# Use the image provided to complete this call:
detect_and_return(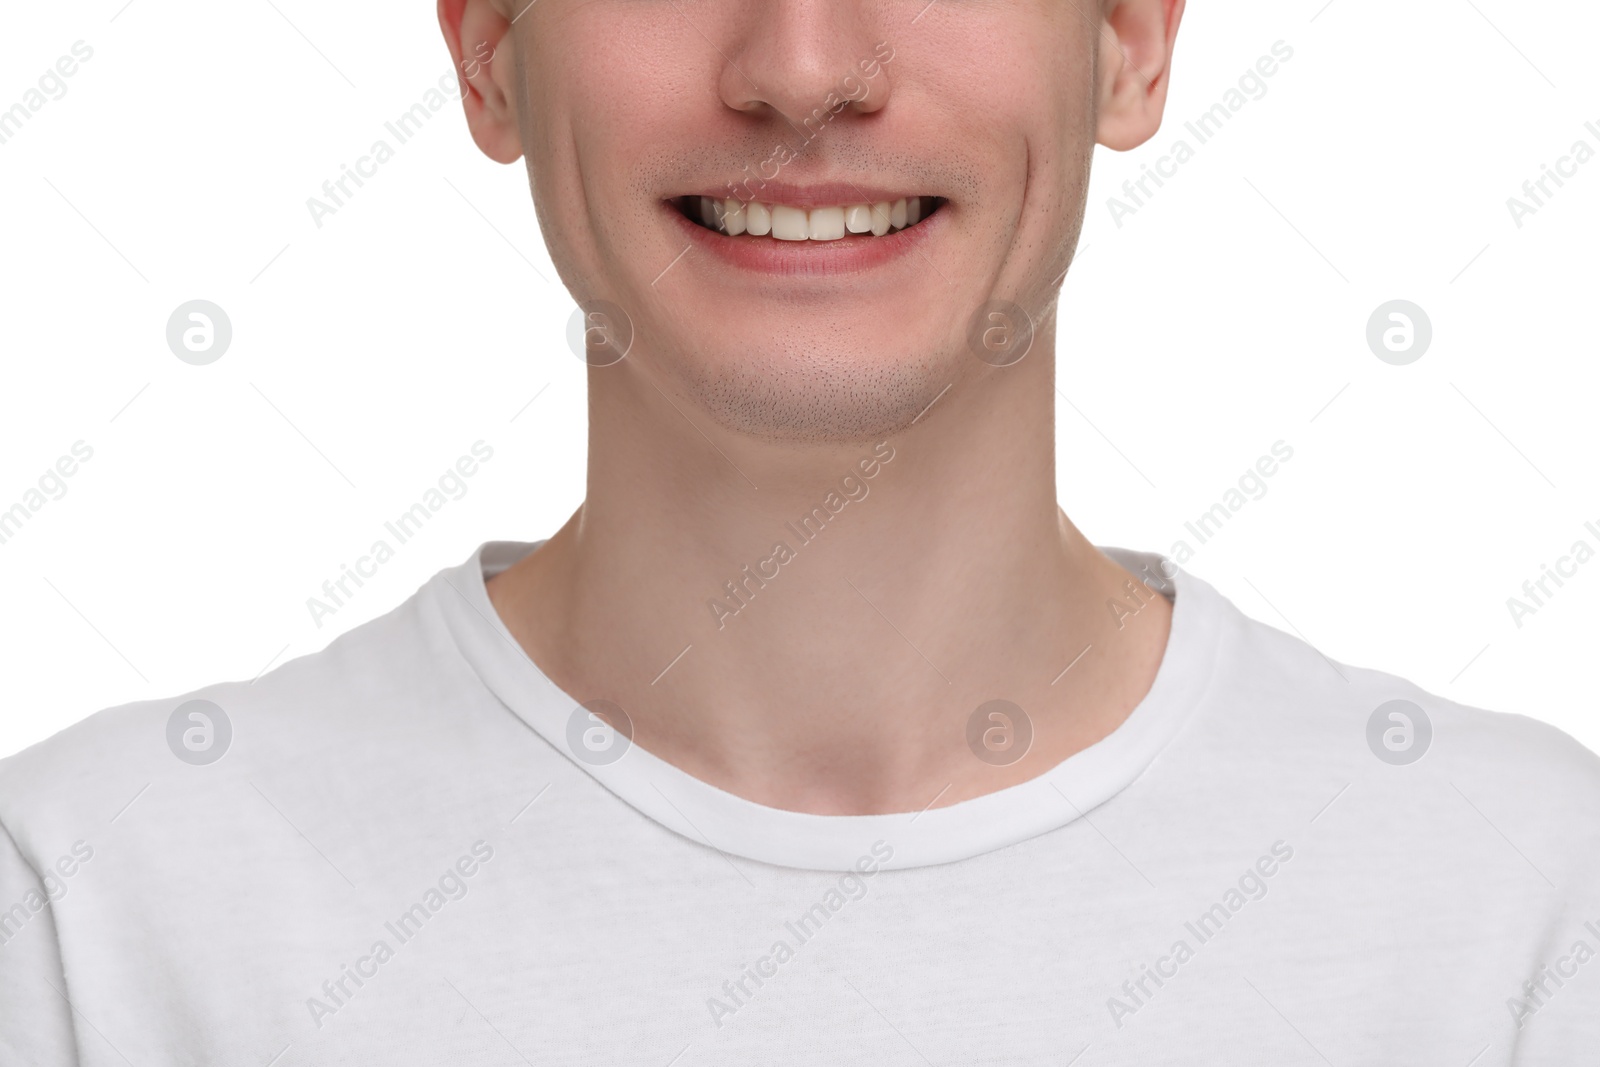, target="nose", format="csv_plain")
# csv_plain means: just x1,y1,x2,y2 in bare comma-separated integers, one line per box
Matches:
717,0,892,125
